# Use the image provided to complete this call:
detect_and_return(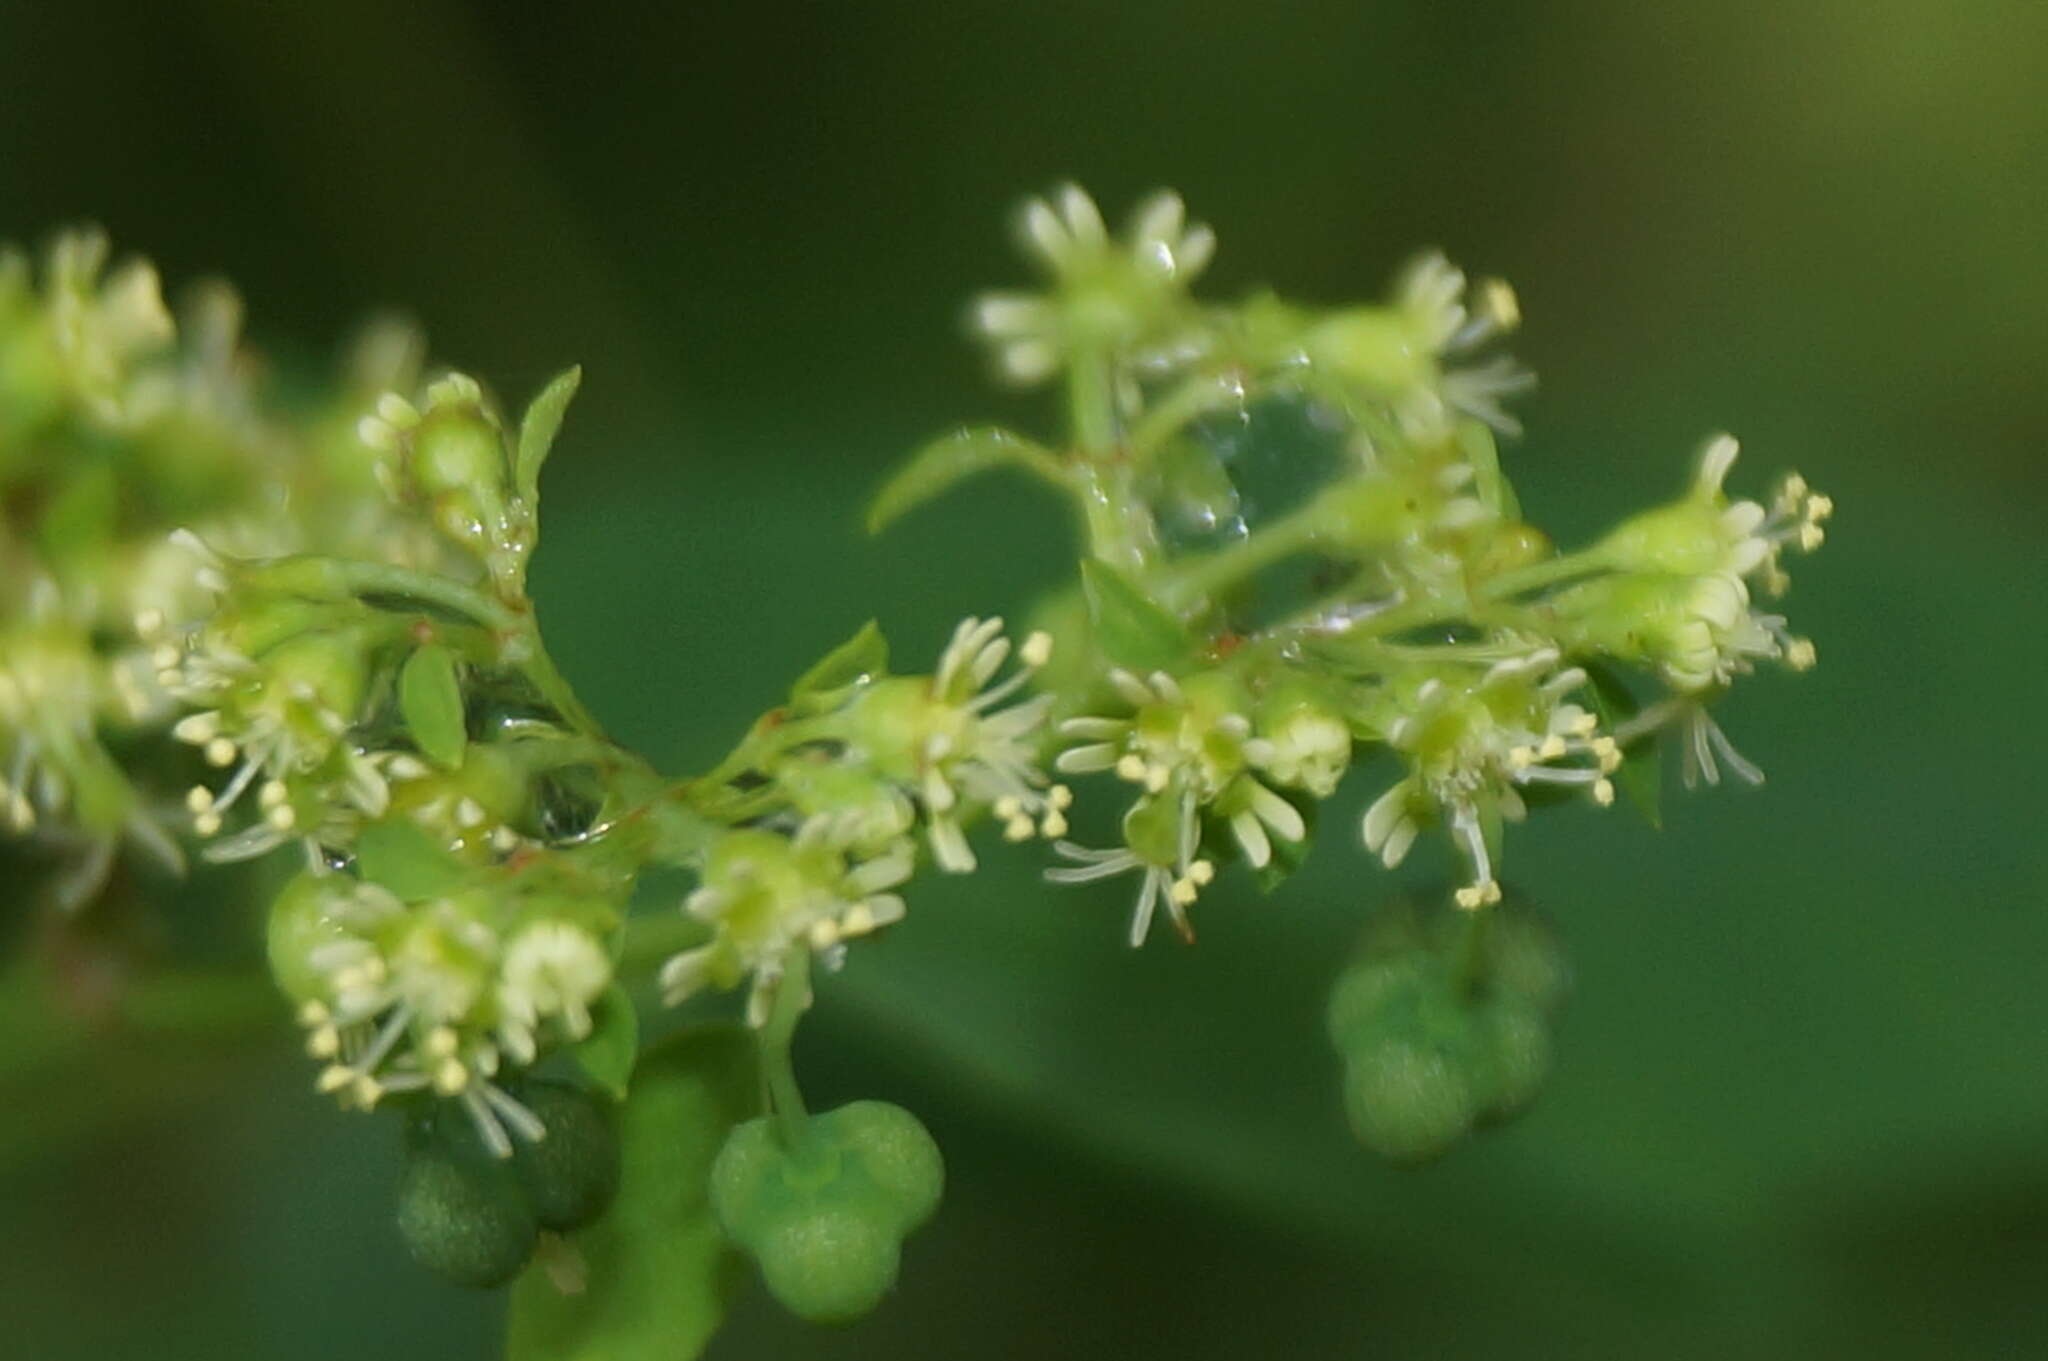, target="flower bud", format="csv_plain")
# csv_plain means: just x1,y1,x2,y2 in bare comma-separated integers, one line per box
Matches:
265,872,351,1006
